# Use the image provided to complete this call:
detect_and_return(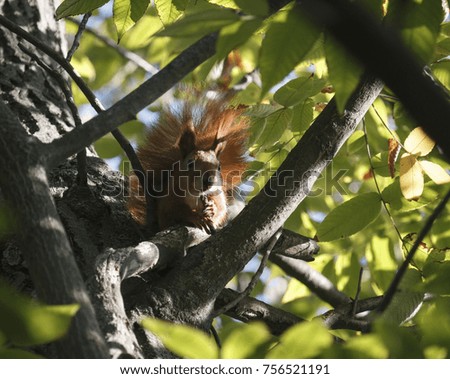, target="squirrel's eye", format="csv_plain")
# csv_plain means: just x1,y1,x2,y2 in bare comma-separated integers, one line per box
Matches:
187,159,195,170
217,164,221,172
